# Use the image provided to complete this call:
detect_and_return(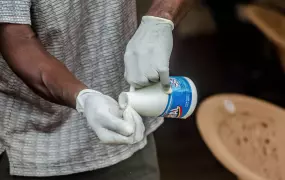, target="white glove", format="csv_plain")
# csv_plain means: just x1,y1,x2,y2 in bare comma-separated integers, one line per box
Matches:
76,89,145,144
124,16,174,91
